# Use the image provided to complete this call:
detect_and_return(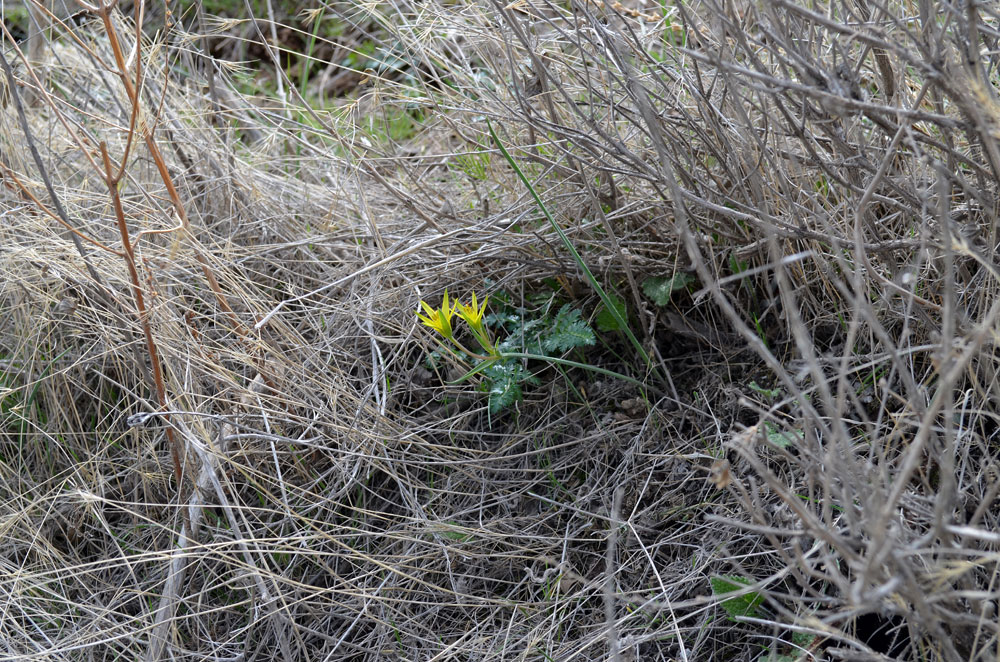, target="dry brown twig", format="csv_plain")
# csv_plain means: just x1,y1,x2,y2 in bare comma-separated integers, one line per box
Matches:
1,0,999,659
